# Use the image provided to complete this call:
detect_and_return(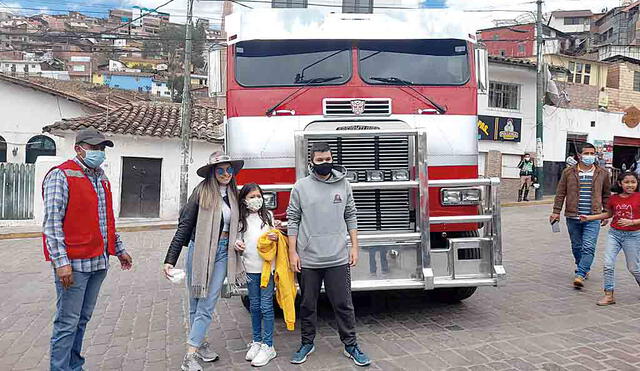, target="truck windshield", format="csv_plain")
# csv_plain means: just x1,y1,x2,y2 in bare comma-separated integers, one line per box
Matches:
358,39,470,86
235,40,352,87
